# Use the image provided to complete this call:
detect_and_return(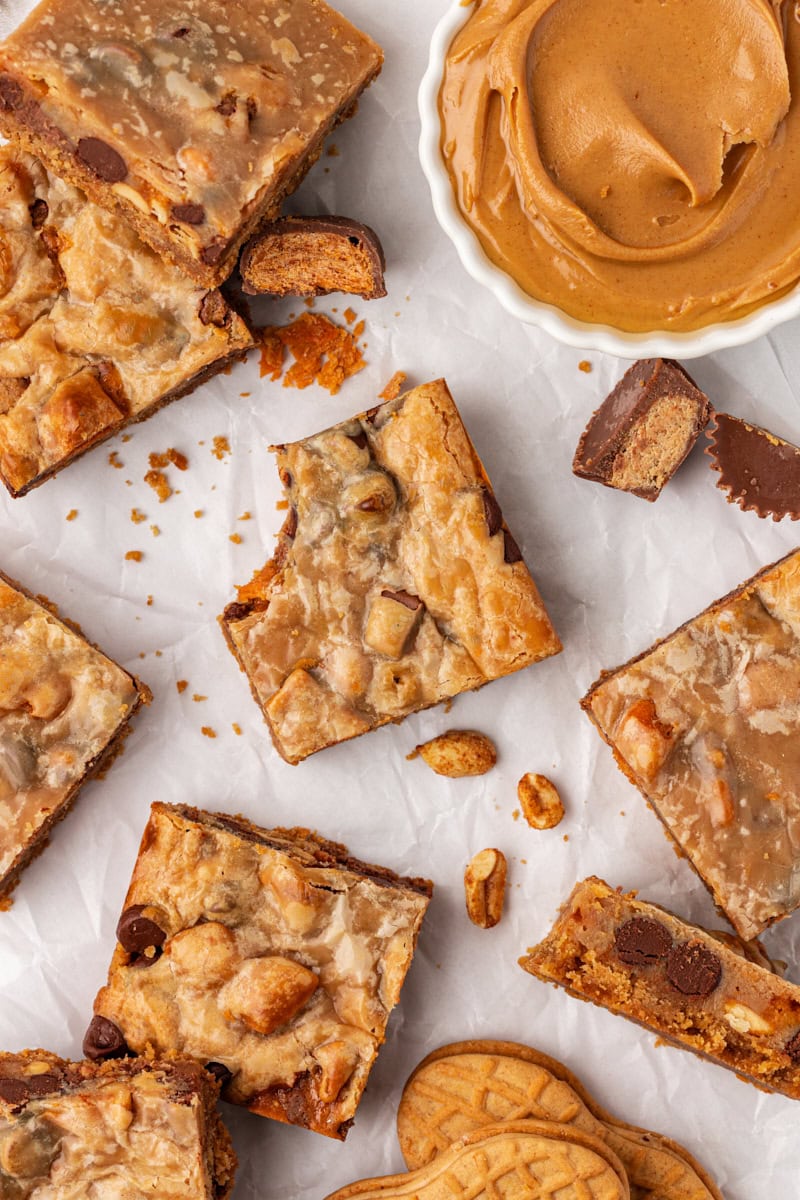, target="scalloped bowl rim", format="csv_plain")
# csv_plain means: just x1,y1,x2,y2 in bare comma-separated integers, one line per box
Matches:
418,0,800,360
